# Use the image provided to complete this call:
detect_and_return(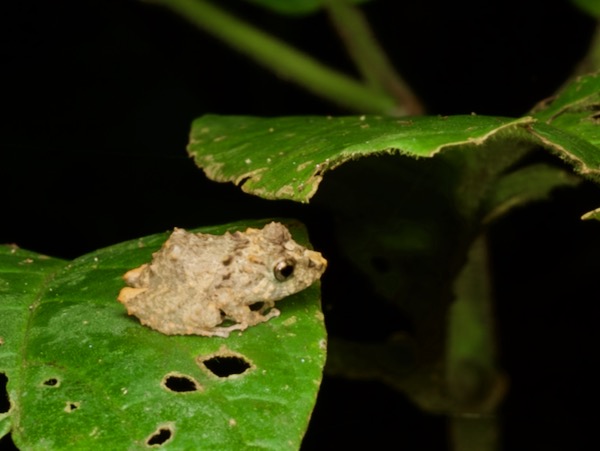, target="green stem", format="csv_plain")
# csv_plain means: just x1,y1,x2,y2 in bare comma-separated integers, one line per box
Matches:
447,235,505,451
324,0,424,115
150,0,399,114
450,415,499,451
